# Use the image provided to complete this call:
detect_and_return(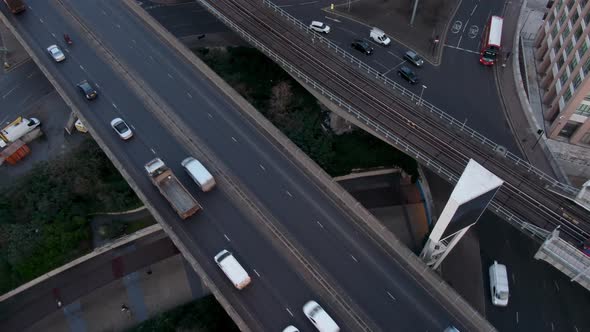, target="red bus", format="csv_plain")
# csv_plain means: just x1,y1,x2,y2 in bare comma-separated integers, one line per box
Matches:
480,16,503,65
